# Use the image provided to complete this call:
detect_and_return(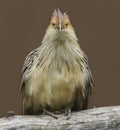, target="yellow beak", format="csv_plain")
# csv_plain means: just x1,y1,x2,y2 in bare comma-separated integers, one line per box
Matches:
59,24,62,31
